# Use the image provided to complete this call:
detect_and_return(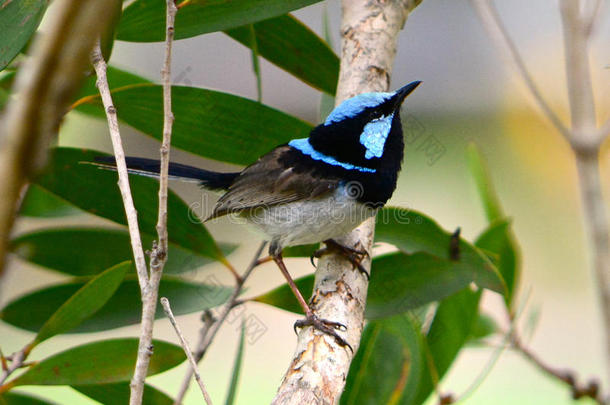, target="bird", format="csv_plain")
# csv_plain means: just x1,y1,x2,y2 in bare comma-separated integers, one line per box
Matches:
93,81,421,349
